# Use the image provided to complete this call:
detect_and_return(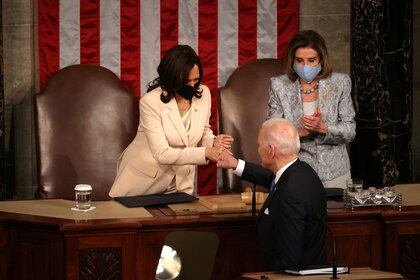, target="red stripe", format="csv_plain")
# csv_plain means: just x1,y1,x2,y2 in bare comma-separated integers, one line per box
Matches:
38,0,59,90
80,0,100,65
198,0,218,195
121,0,141,100
277,0,299,59
238,0,257,66
160,0,179,57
